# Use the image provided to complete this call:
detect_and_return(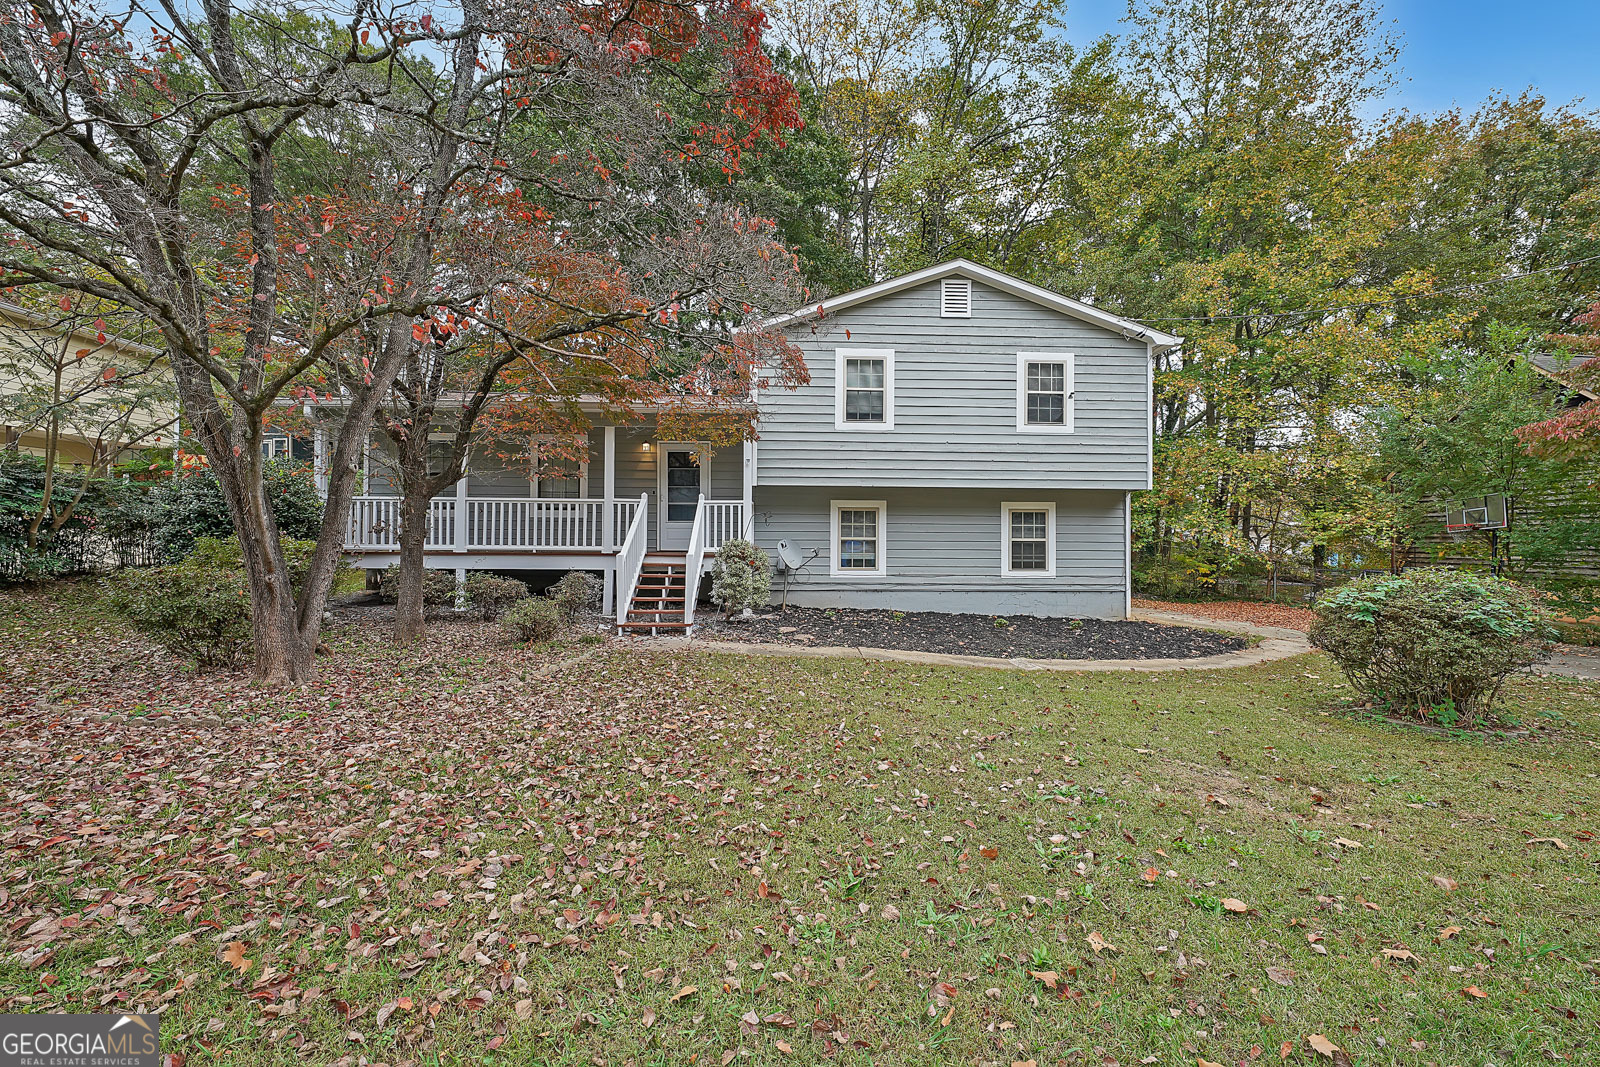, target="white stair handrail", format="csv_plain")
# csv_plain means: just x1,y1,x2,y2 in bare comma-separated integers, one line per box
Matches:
682,493,708,626
614,492,650,628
